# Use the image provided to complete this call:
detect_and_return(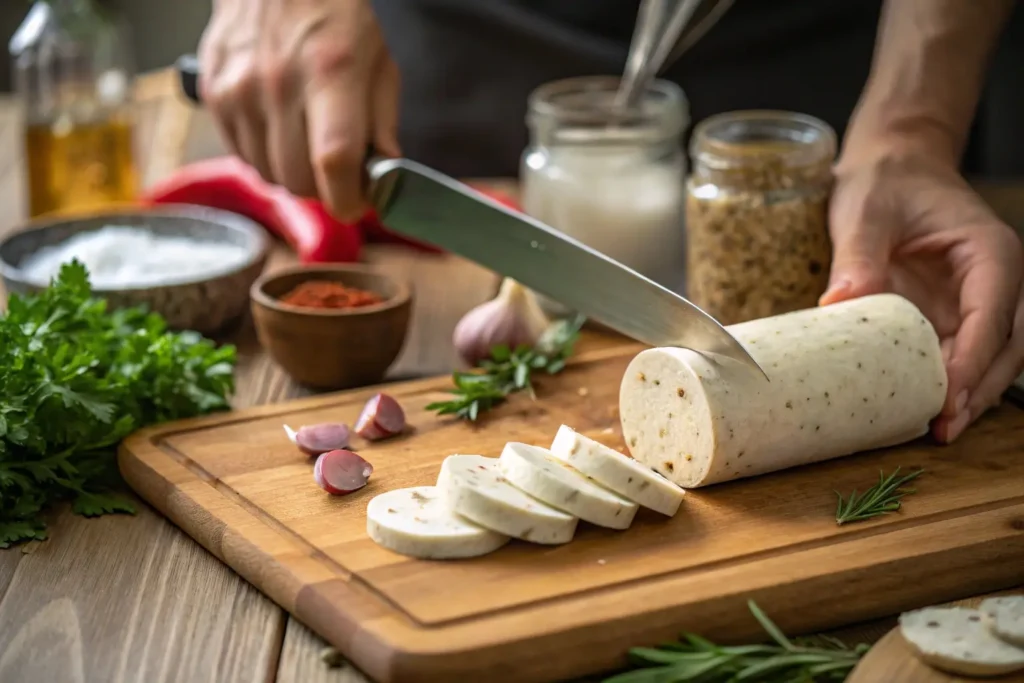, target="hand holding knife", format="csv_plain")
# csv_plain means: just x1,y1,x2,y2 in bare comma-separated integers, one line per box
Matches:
175,56,768,378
